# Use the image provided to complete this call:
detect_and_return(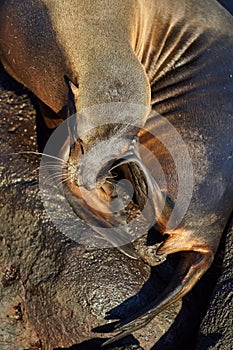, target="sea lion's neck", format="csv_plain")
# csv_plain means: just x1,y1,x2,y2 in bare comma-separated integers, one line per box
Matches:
46,1,151,150
74,39,151,111
71,30,151,150
46,0,150,109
